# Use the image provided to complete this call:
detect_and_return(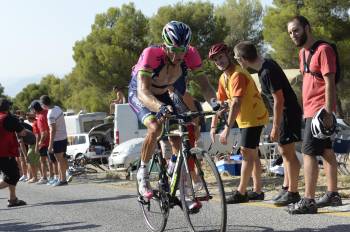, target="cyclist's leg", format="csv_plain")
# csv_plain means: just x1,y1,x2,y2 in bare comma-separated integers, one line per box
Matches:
129,90,162,199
